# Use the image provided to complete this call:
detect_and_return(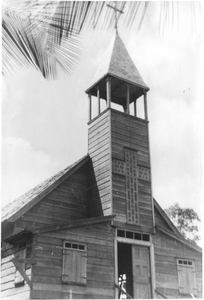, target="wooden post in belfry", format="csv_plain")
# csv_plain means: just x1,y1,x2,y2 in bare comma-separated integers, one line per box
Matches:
106,76,111,108
88,93,91,121
97,85,100,114
144,90,148,120
126,84,130,114
134,99,137,117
